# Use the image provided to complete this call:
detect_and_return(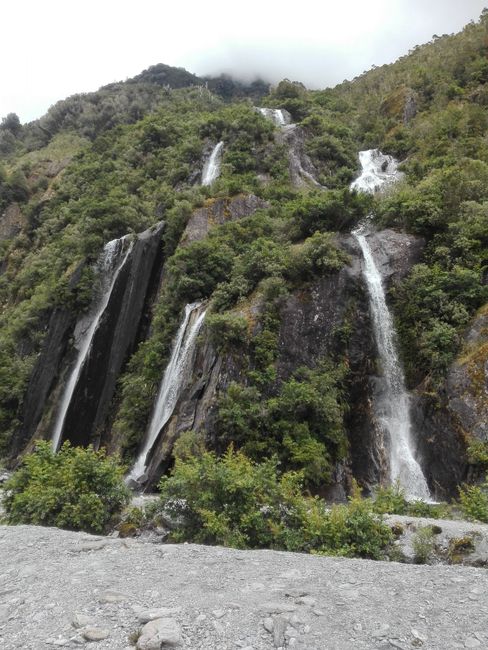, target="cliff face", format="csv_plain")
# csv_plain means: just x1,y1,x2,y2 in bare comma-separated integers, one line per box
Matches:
139,228,454,495
12,222,165,457
413,306,488,496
